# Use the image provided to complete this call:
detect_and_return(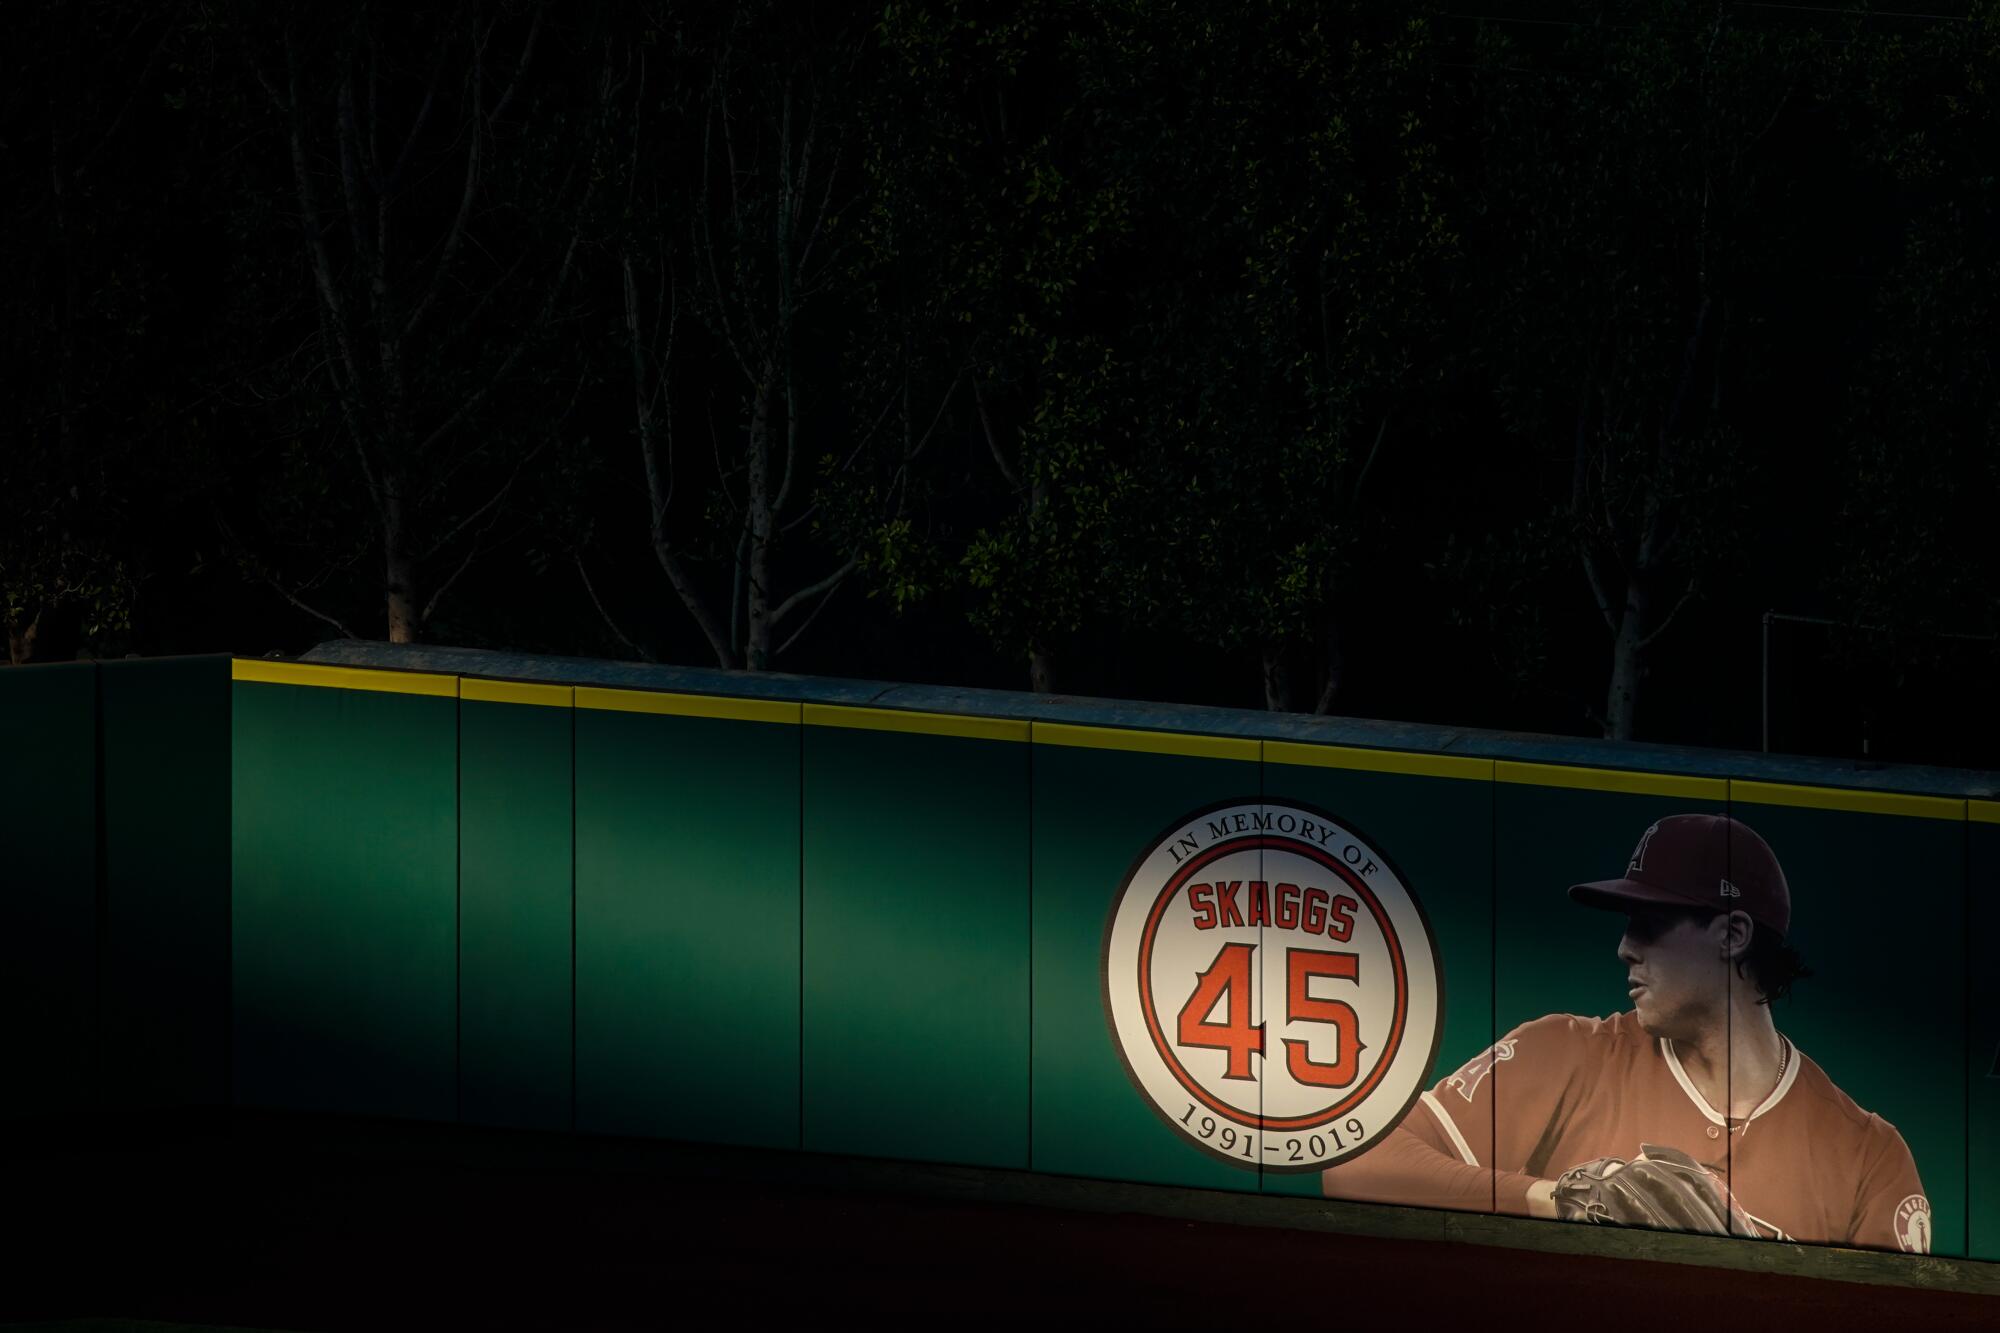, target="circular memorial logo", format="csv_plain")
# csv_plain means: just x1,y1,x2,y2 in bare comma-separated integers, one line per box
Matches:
1102,800,1442,1172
